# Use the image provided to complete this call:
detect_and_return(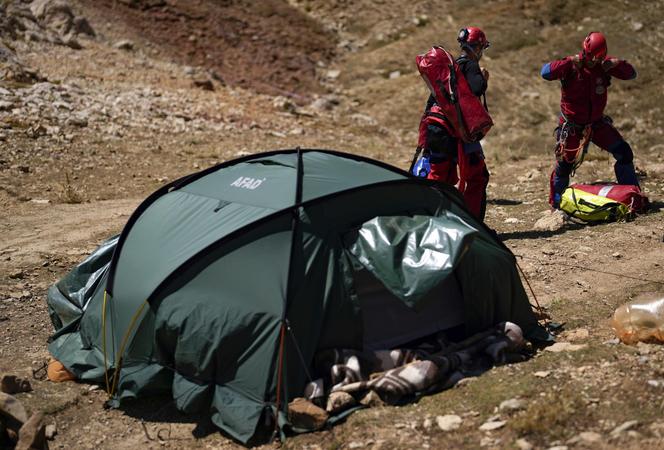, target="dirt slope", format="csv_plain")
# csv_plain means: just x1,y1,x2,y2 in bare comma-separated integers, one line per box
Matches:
1,0,664,449
76,0,337,99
